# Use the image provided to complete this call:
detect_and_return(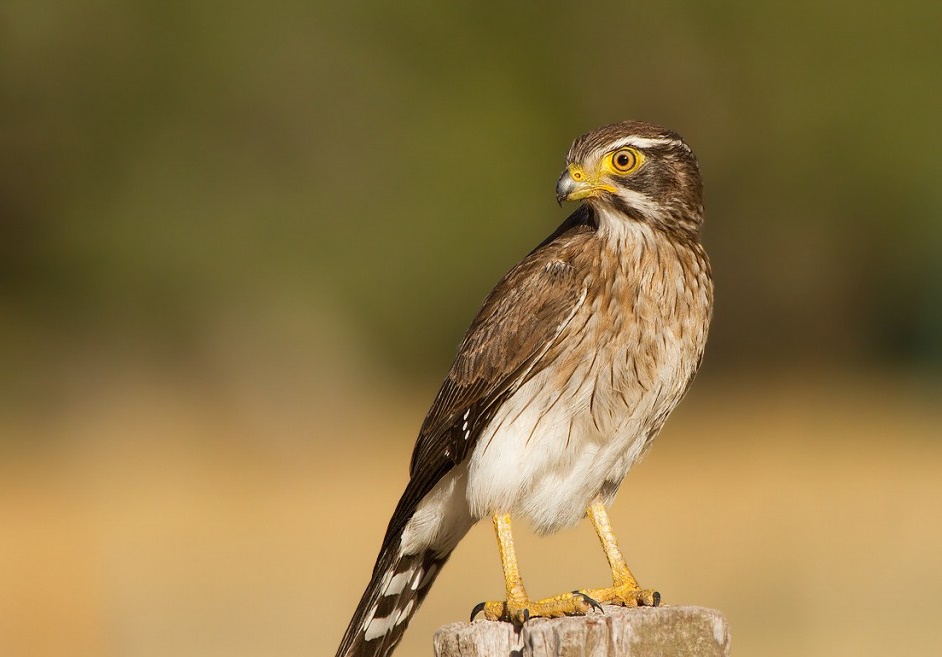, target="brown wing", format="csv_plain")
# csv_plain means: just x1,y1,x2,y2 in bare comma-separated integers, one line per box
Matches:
374,208,596,556
409,245,587,474
410,204,598,476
